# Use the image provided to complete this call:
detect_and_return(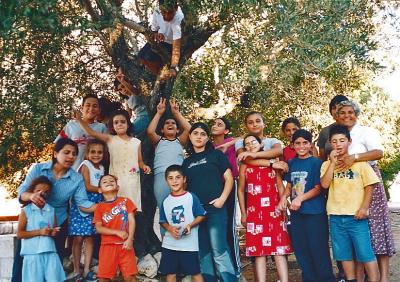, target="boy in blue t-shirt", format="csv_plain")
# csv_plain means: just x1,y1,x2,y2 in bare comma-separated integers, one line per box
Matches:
159,165,206,282
279,129,335,282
